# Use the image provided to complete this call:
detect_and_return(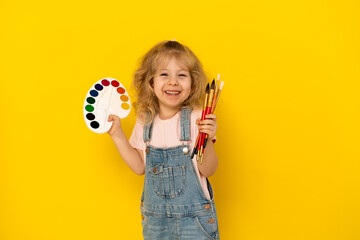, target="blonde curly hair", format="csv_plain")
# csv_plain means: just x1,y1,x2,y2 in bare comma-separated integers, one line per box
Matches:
132,40,207,124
